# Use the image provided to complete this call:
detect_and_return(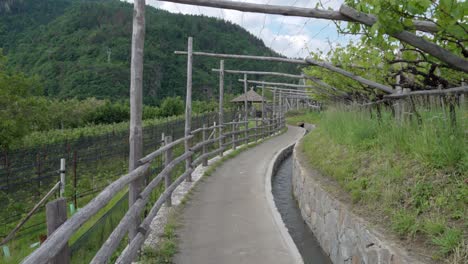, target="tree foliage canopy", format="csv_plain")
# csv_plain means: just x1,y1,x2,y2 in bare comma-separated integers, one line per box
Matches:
306,0,467,101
